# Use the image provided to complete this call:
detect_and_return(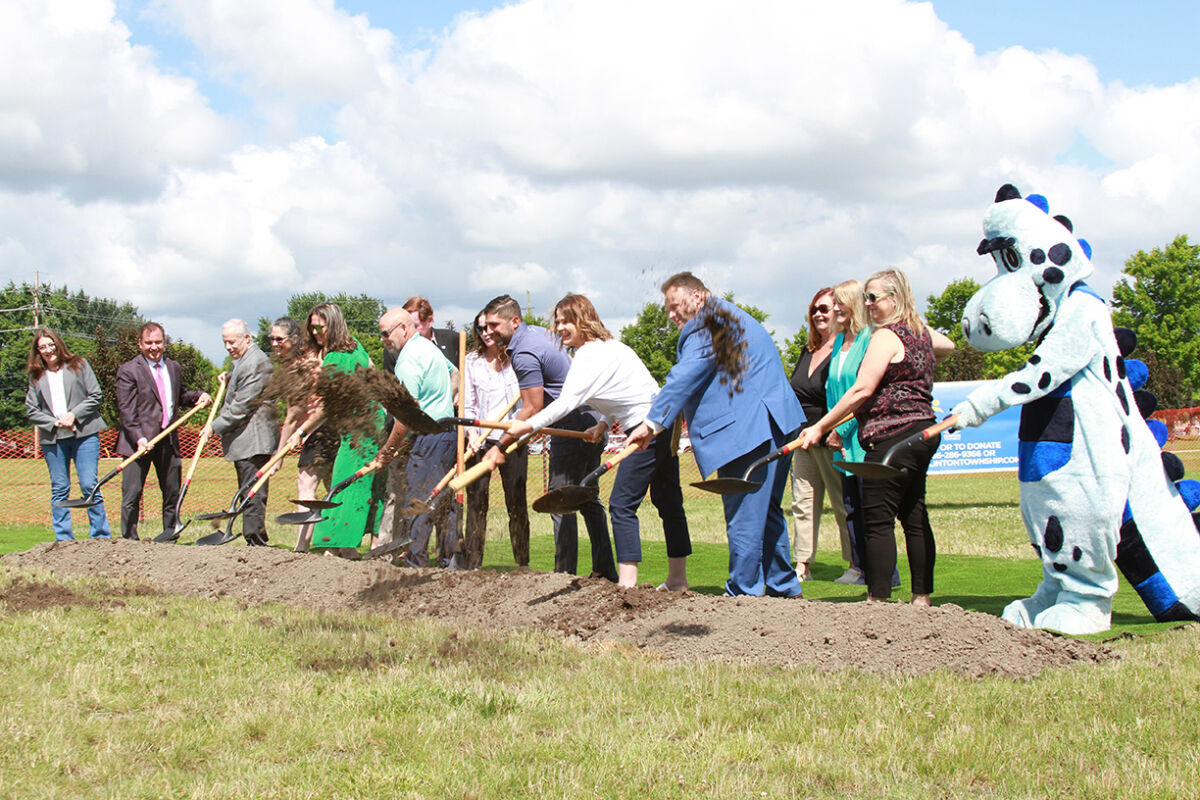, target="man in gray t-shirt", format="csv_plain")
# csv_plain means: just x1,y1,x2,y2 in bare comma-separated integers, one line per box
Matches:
480,294,616,581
